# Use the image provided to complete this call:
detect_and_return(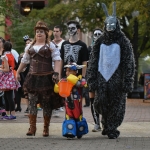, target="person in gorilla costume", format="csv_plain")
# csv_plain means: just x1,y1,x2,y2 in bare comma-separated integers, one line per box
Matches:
87,2,135,139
